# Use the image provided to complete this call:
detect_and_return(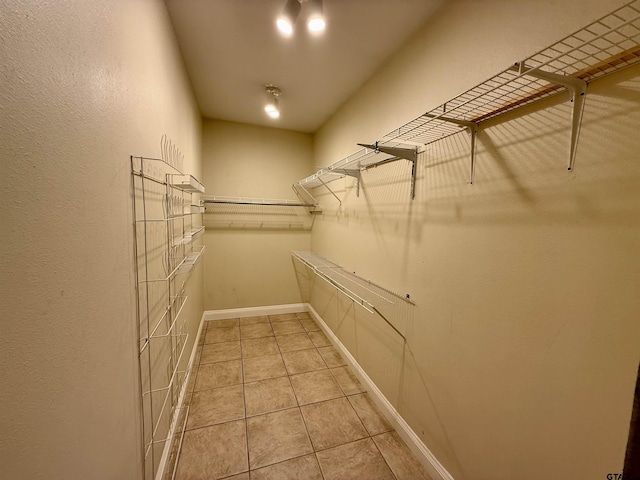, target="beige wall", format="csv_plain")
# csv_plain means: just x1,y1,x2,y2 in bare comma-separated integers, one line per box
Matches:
201,120,313,310
310,1,640,479
0,1,202,479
